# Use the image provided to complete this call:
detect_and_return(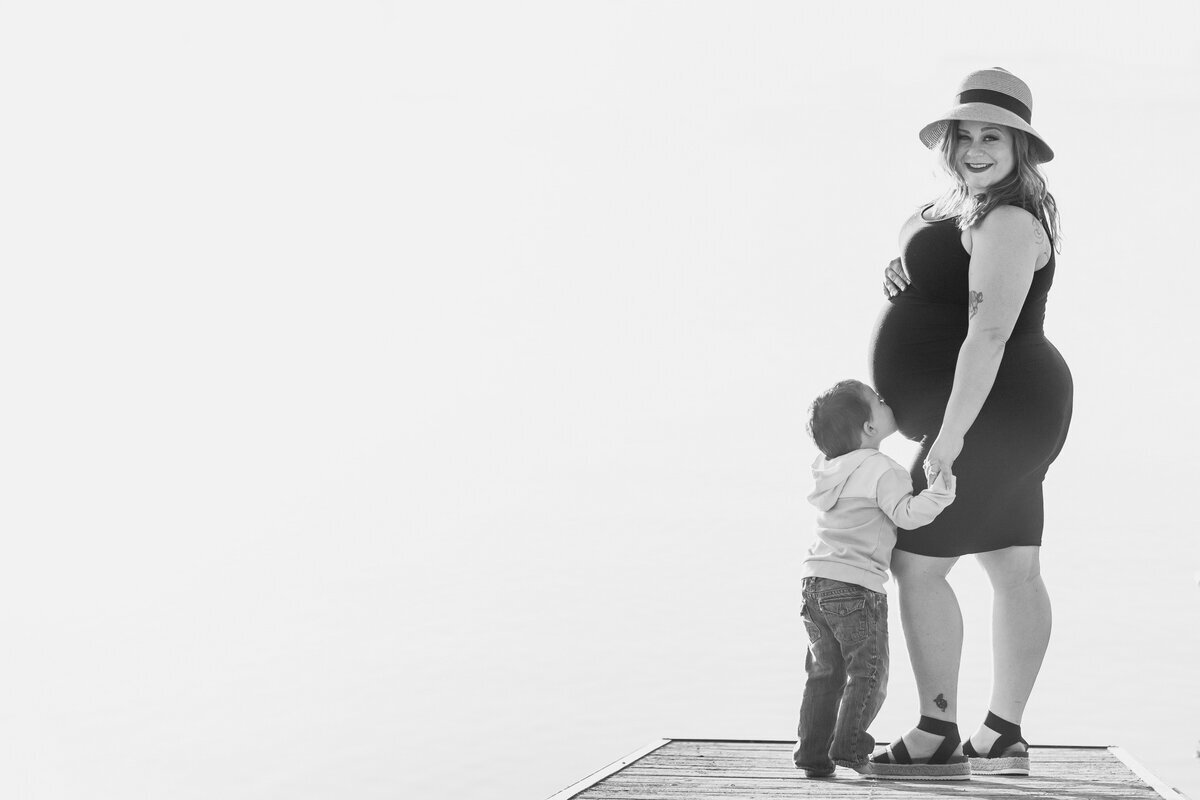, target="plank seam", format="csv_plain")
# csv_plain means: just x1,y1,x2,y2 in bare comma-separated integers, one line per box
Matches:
1109,746,1190,800
545,739,673,800
666,736,1112,749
